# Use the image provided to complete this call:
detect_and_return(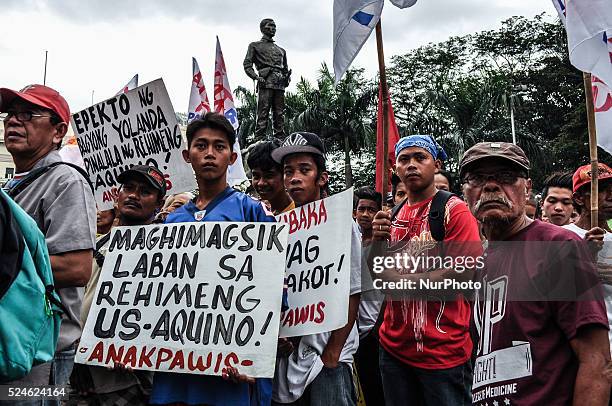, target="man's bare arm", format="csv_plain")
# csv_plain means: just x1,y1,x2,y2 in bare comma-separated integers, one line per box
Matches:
50,249,93,288
571,325,611,406
321,294,360,368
